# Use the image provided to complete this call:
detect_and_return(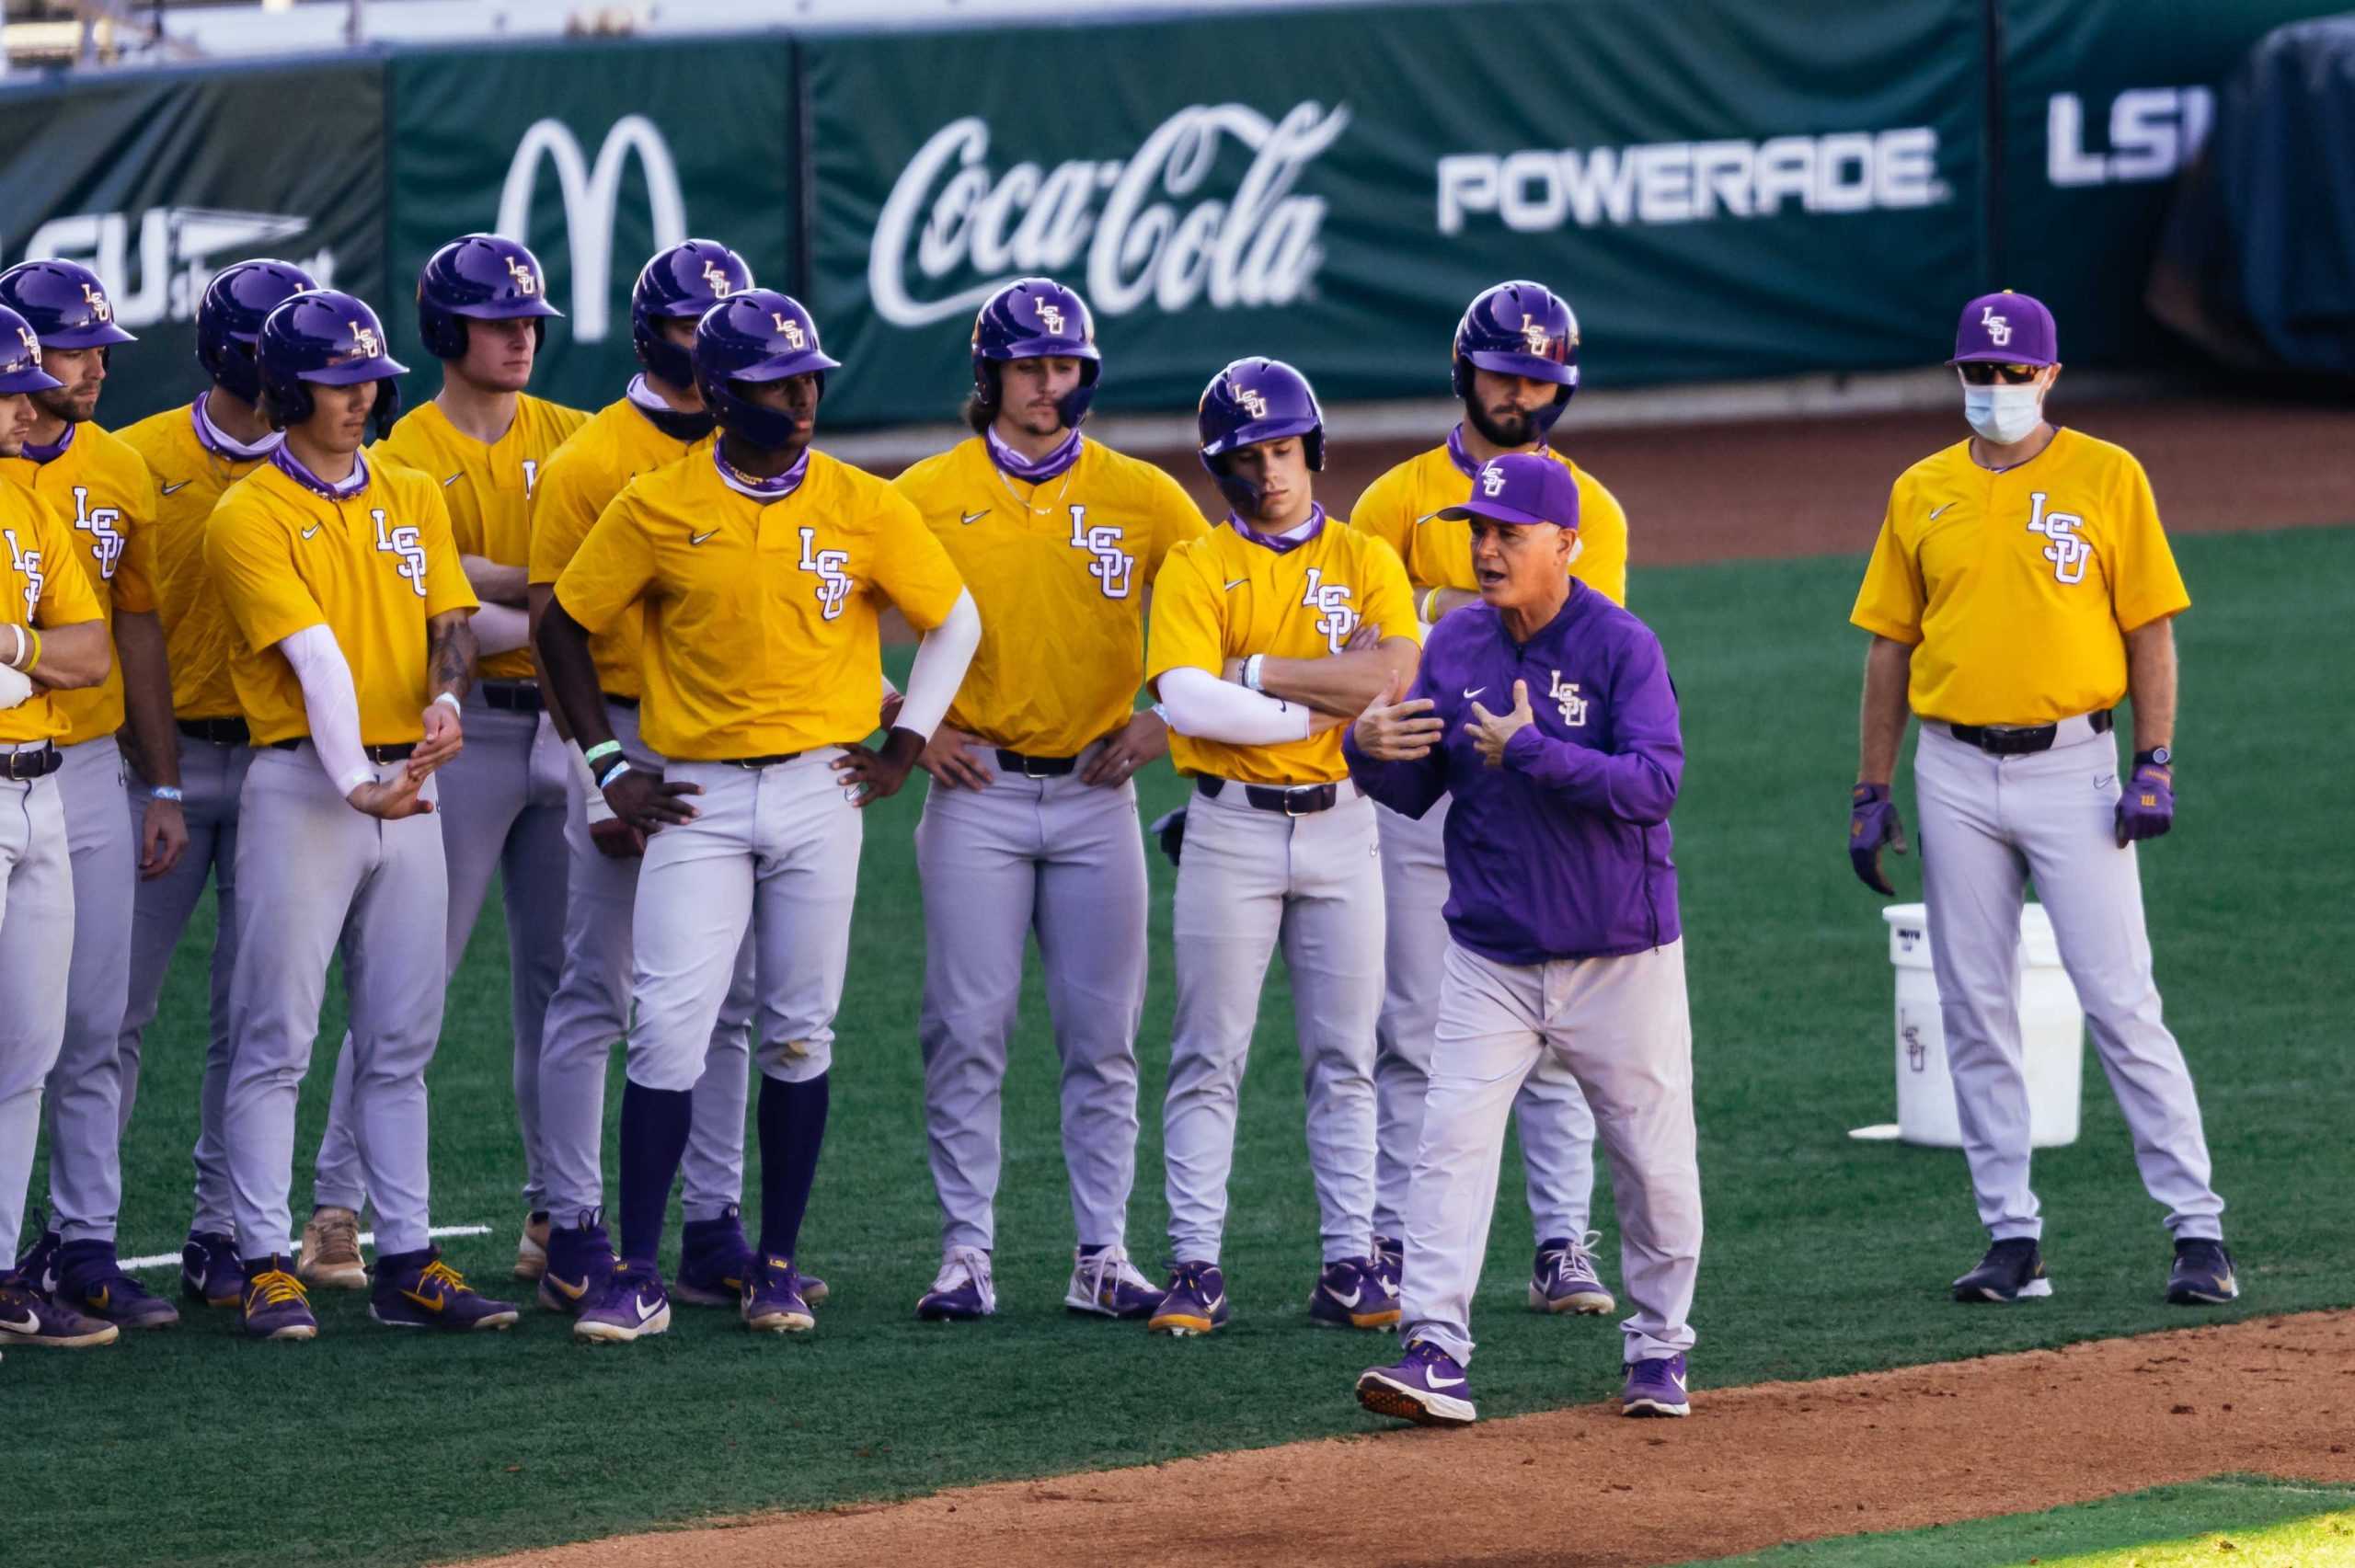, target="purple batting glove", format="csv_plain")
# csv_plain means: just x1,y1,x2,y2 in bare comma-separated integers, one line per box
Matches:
2115,757,2175,846
1849,782,1909,896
